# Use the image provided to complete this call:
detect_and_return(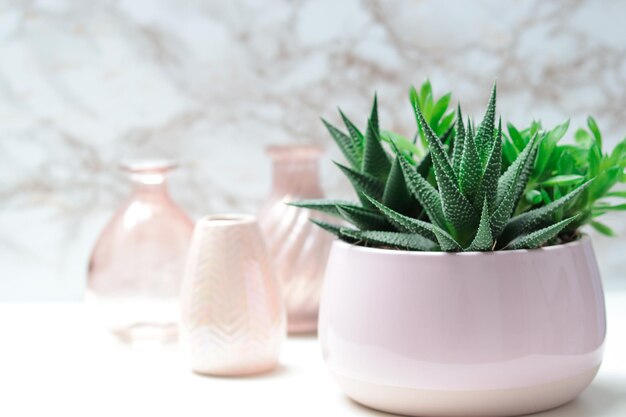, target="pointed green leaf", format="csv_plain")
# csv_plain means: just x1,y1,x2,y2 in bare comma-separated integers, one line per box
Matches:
452,105,465,174
335,161,385,208
475,119,502,211
467,198,493,251
380,130,422,158
310,218,344,239
497,133,538,207
431,227,463,252
436,112,457,137
288,199,359,218
414,103,476,233
501,180,592,242
542,175,585,187
415,151,432,178
336,204,389,230
591,221,615,237
506,122,525,151
322,118,362,168
587,116,602,149
592,203,626,212
382,156,415,215
430,92,452,127
474,83,497,164
491,136,539,236
362,97,391,180
365,195,436,241
431,144,478,233
413,101,456,181
340,229,438,251
505,216,578,250
396,151,446,228
534,120,569,176
339,109,364,148
606,191,626,198
459,123,482,198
